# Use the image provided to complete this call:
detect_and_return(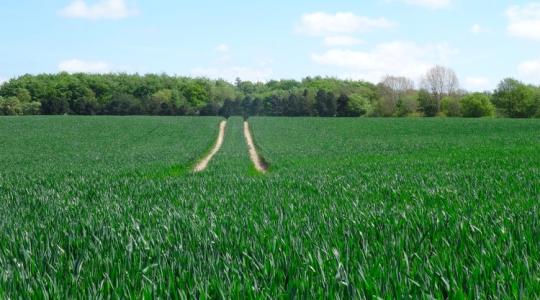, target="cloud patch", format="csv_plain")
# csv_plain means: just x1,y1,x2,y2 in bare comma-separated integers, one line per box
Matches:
403,0,452,9
215,43,232,63
470,24,489,34
192,66,273,83
465,77,491,91
192,46,273,82
216,44,230,53
311,41,457,83
59,0,138,20
518,58,540,81
506,3,540,40
323,36,364,47
295,12,395,36
59,59,111,73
